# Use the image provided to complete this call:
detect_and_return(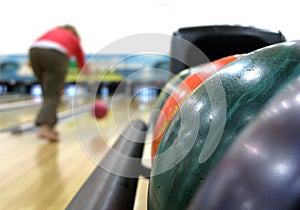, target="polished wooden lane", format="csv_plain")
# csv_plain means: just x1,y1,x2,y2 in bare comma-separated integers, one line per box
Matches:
0,95,88,131
0,97,153,210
